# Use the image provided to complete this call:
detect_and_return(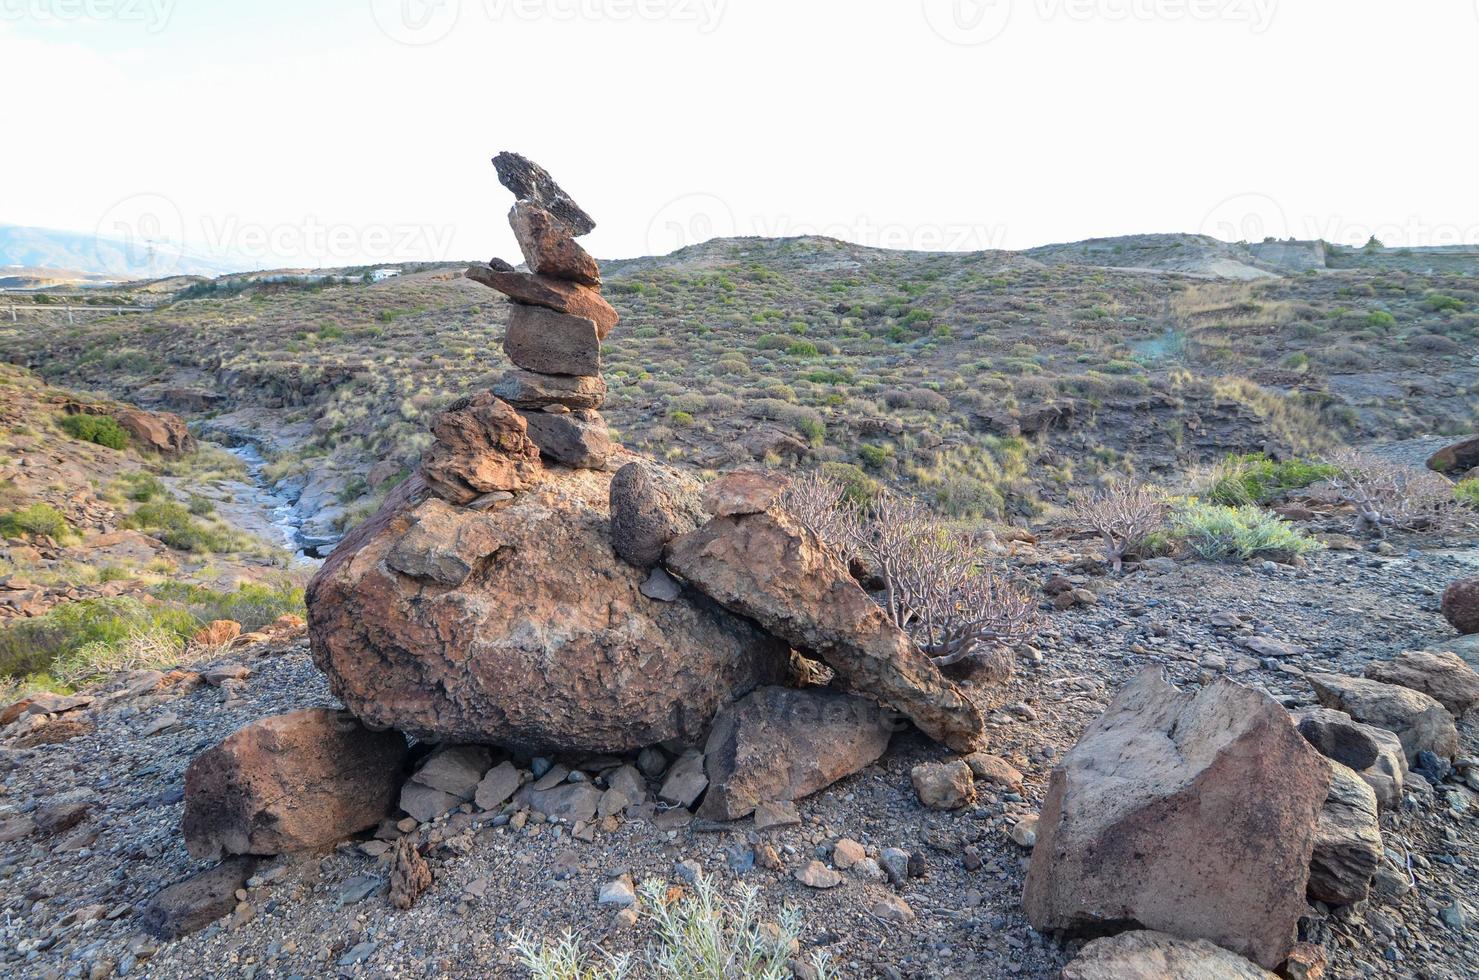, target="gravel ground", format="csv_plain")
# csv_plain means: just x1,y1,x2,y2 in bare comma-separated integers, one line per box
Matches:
2,527,1476,980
